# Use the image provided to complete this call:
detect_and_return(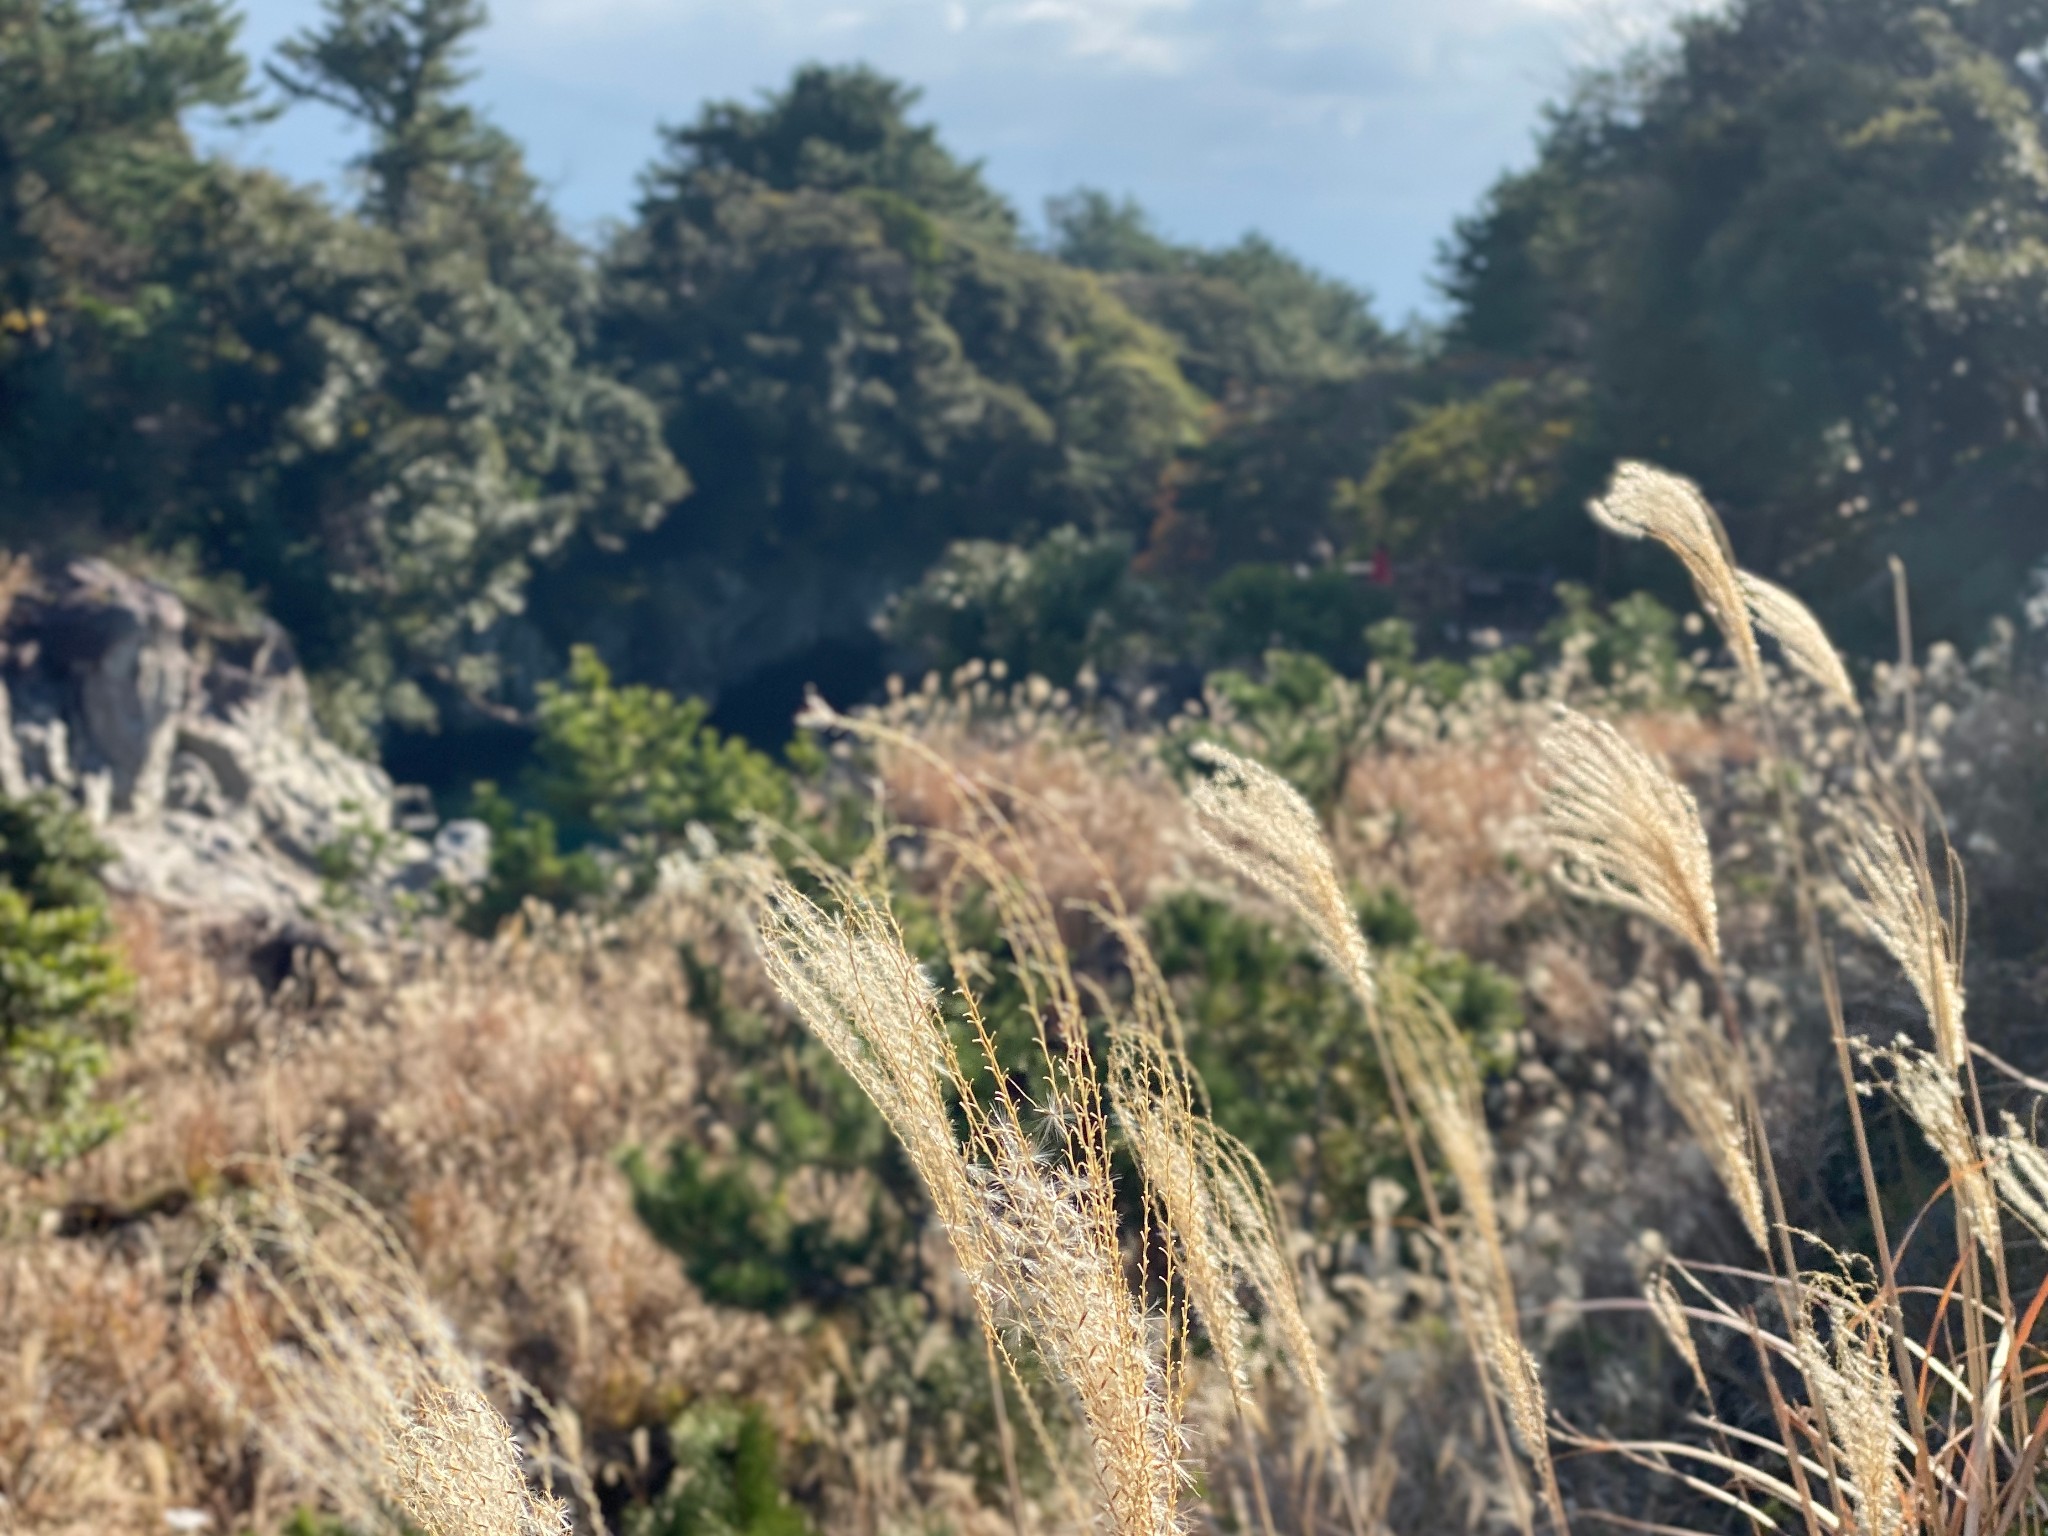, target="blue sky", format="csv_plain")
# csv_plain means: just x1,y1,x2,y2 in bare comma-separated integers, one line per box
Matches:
208,0,1705,320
